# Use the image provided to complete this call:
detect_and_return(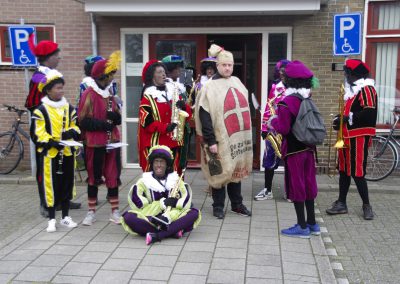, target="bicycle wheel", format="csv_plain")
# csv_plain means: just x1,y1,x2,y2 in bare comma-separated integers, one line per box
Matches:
365,136,398,181
0,132,24,174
